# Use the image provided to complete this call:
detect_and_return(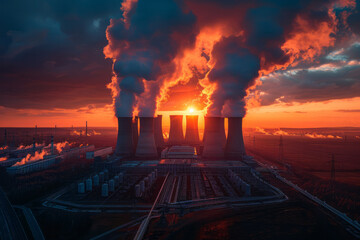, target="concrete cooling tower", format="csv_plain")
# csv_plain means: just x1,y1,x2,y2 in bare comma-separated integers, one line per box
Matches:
115,117,133,157
154,115,164,147
202,117,225,159
135,117,158,158
168,115,184,145
185,115,200,145
225,117,246,159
